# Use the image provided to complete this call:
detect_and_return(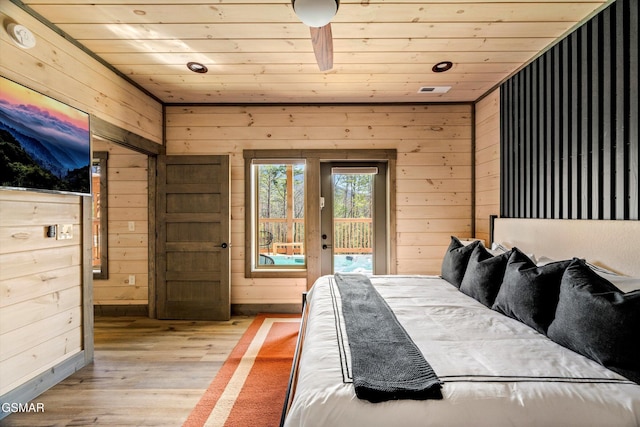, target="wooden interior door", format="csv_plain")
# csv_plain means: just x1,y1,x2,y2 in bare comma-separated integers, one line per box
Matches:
156,155,230,320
